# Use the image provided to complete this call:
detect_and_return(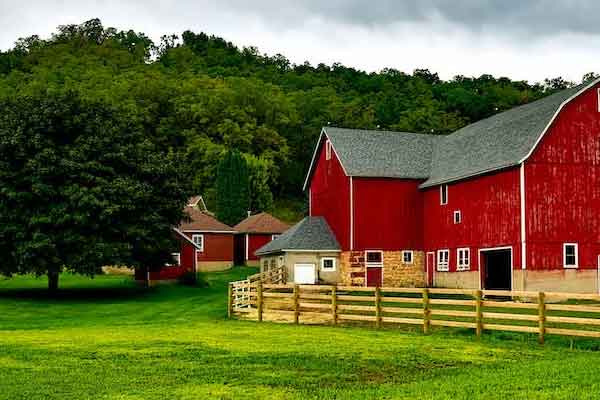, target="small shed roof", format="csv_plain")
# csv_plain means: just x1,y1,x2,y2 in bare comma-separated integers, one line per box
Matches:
255,217,340,256
178,207,236,233
234,212,290,234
